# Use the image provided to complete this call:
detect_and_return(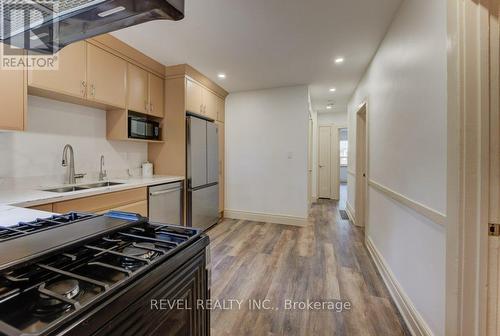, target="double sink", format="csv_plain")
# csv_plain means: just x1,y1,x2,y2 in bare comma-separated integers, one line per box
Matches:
42,181,124,193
